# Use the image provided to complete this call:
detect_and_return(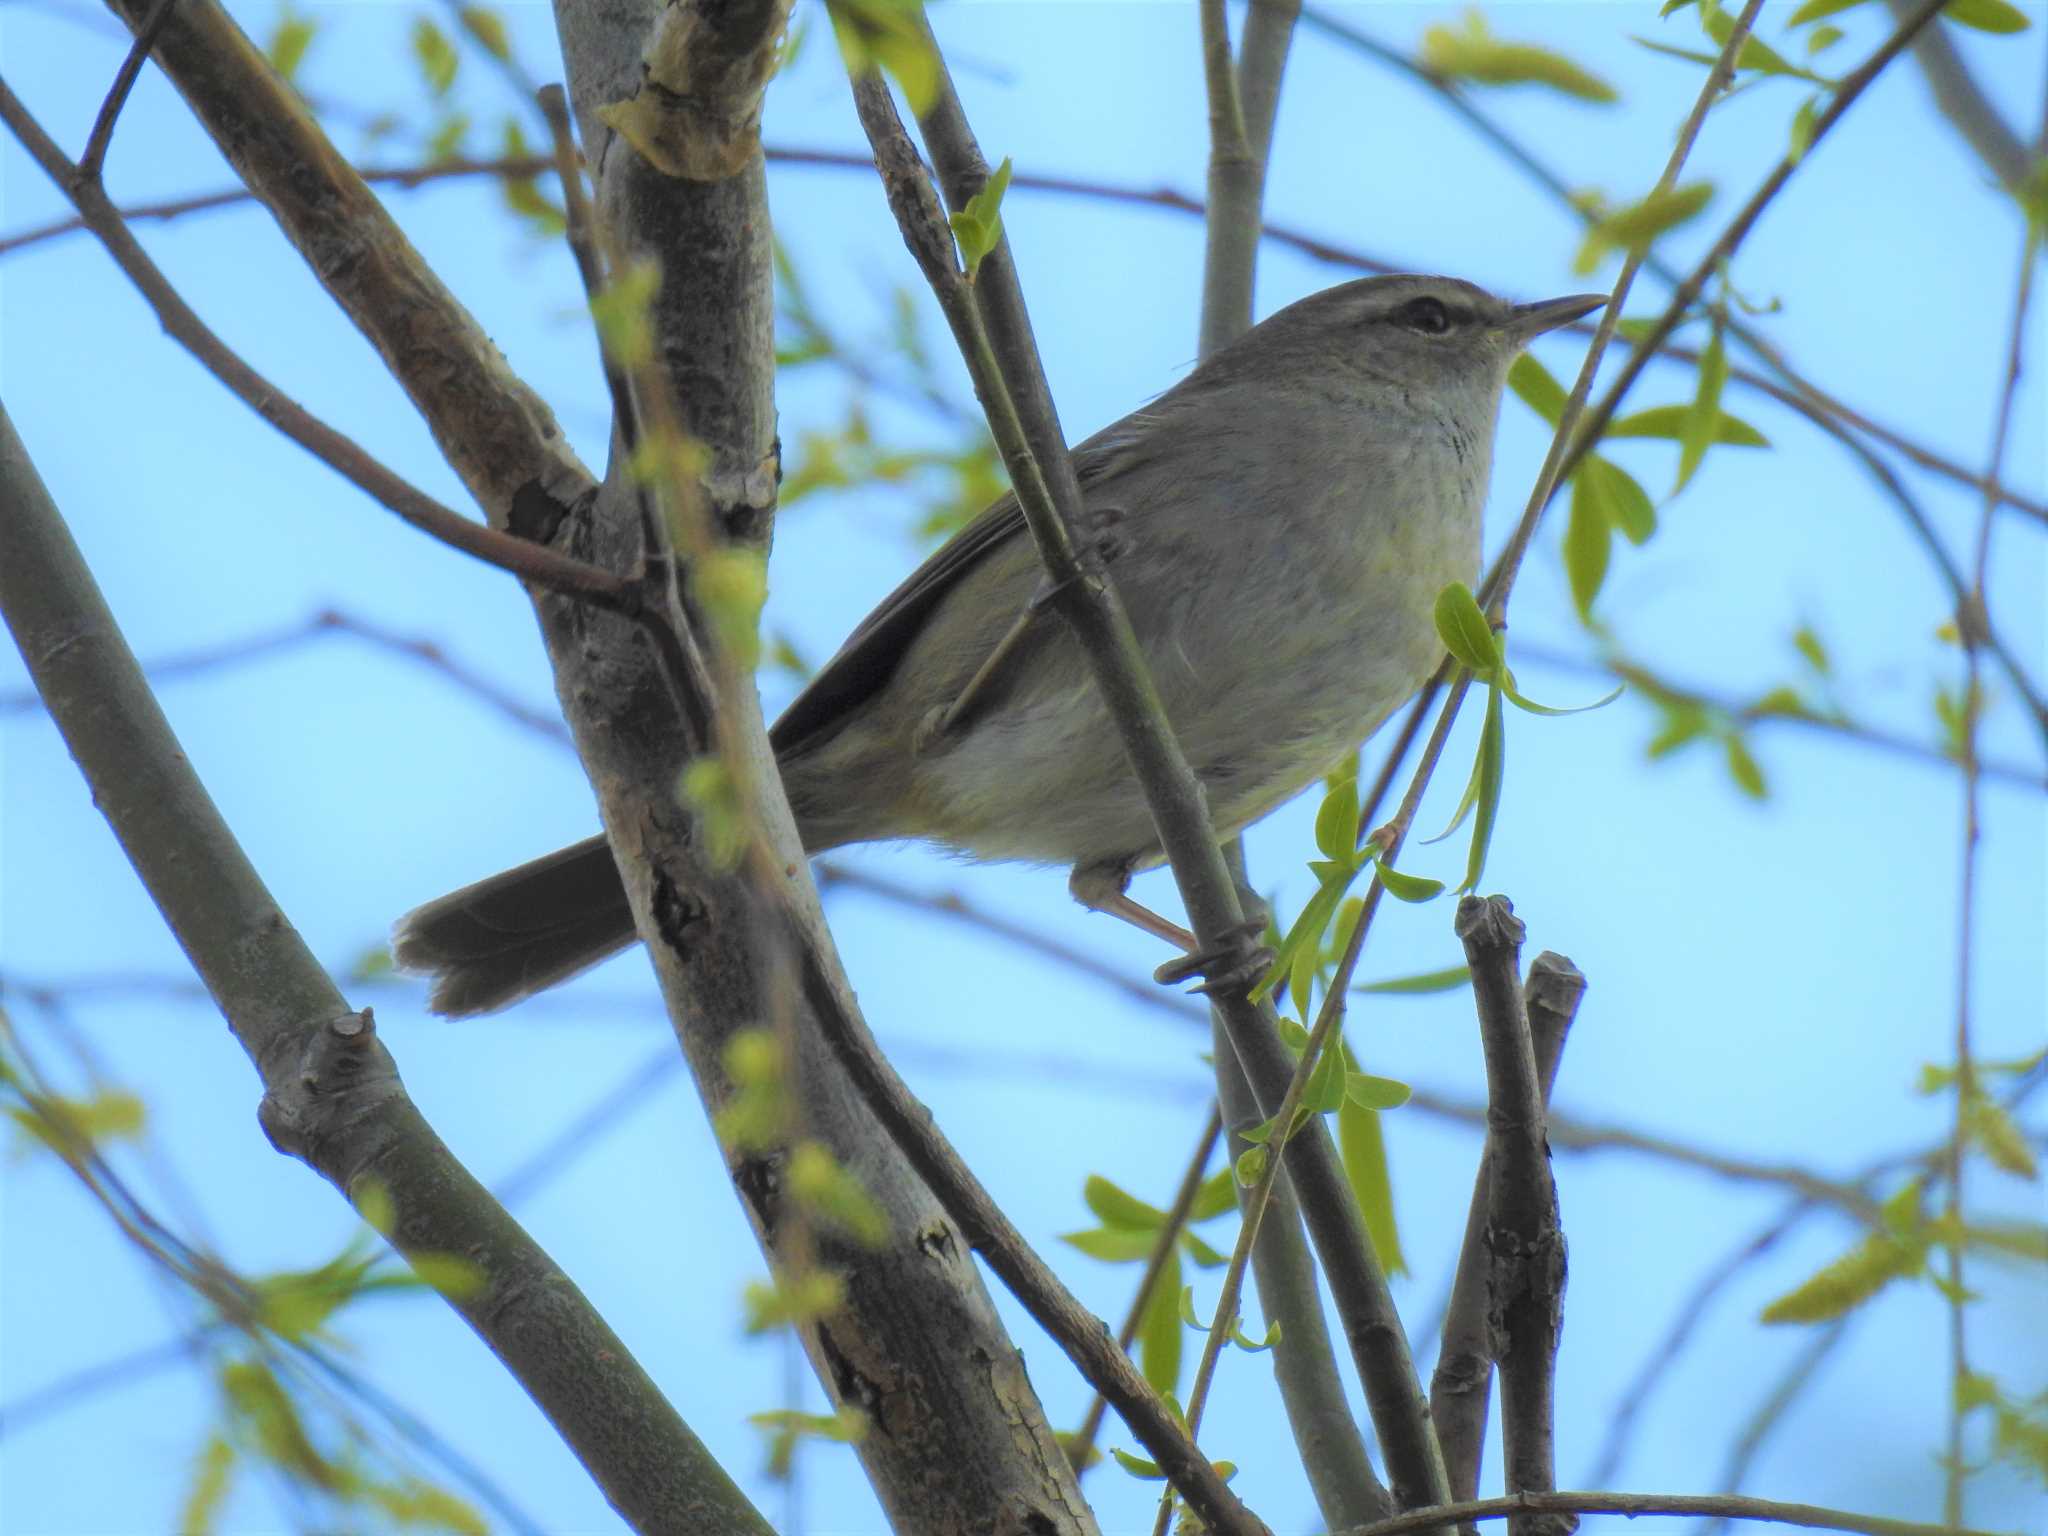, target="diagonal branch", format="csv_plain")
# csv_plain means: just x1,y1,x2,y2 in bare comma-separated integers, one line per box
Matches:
0,403,768,1536
0,83,628,608
857,32,1450,1510
94,0,593,527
